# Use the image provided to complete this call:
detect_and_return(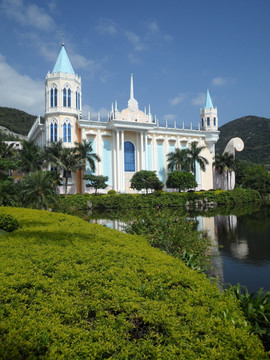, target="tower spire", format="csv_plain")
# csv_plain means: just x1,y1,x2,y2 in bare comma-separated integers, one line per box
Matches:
128,73,138,112
204,89,214,109
130,74,134,100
